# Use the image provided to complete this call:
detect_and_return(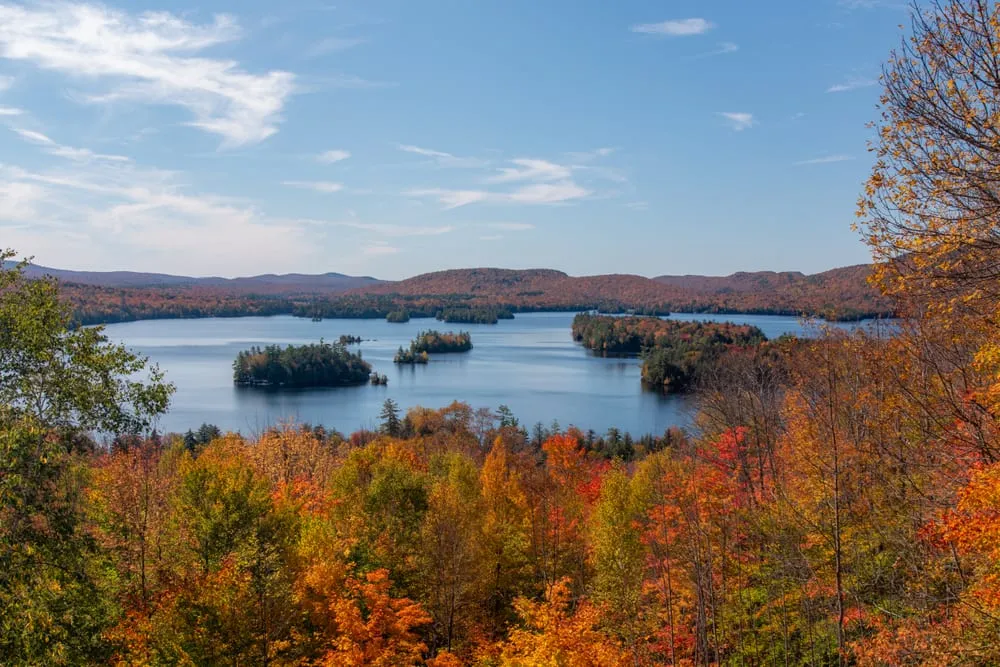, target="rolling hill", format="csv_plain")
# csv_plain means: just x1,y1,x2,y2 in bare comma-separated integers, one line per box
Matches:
11,261,893,325
10,262,382,294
